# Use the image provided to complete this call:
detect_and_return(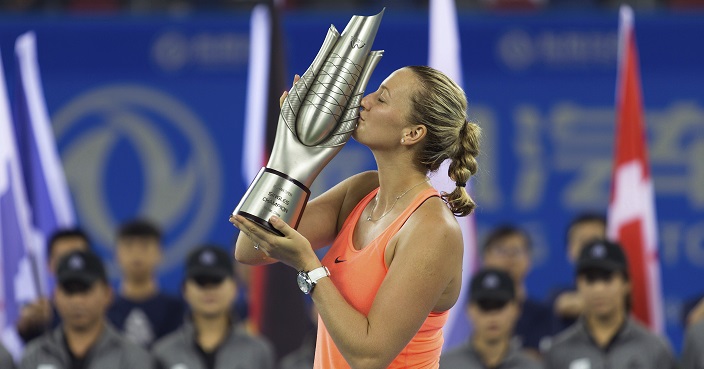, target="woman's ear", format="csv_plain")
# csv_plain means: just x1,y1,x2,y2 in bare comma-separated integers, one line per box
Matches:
401,124,427,145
